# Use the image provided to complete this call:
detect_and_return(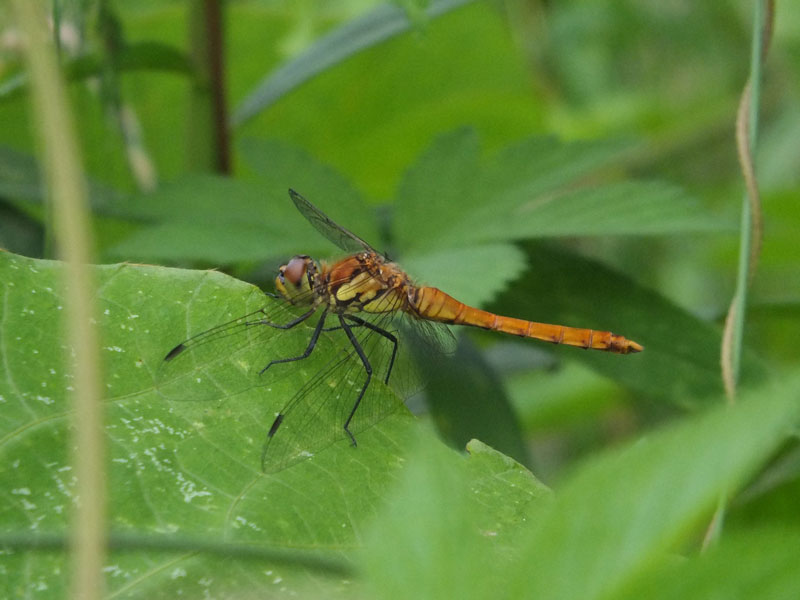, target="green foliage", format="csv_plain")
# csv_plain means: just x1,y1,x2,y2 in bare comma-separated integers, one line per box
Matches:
492,243,767,403
362,378,800,600
233,0,479,126
2,0,800,598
